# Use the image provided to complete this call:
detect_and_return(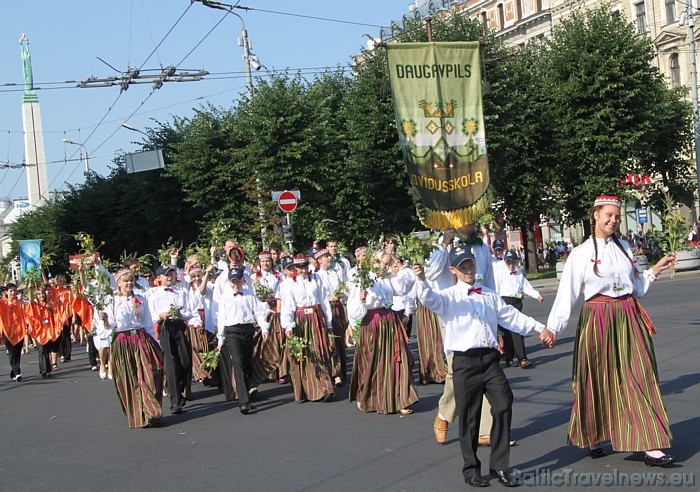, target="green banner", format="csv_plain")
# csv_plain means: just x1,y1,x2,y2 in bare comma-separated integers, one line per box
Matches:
387,42,490,229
